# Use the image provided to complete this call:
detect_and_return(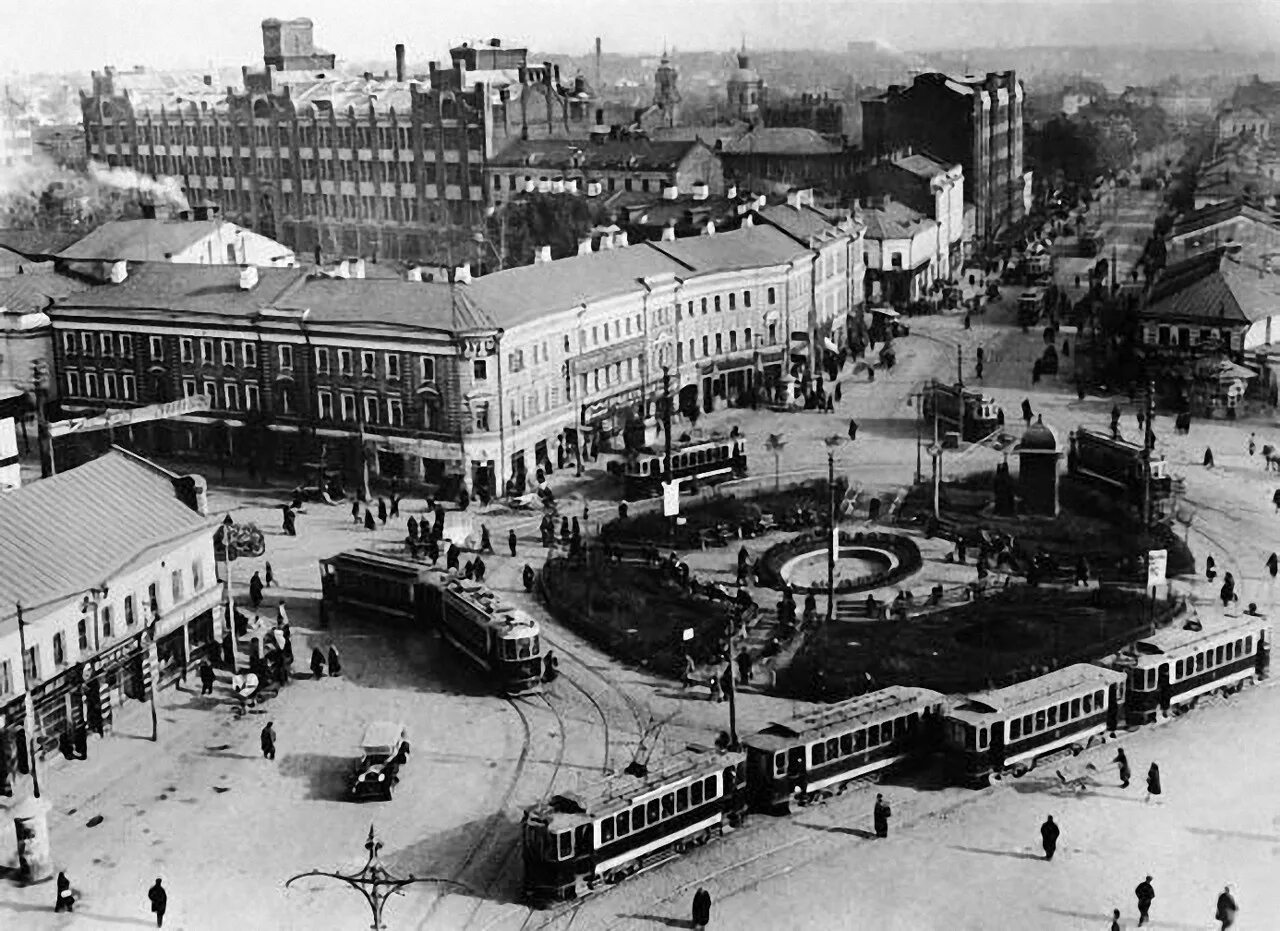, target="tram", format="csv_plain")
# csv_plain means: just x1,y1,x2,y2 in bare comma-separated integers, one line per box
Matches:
620,433,747,498
1069,428,1172,501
